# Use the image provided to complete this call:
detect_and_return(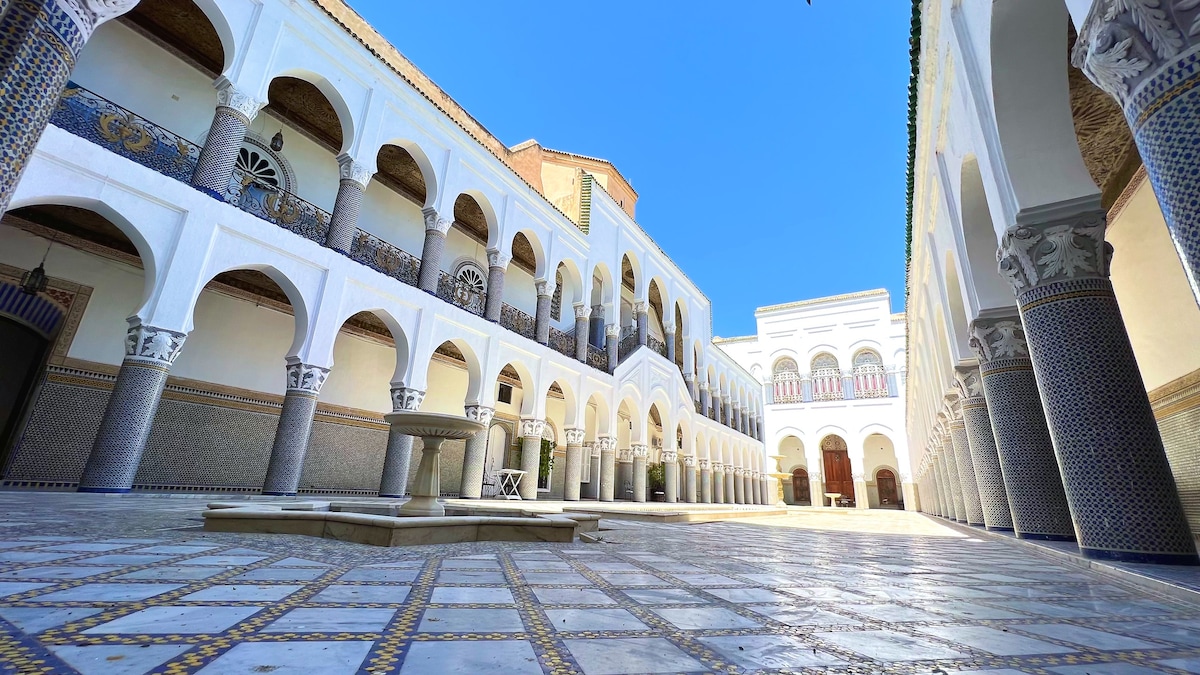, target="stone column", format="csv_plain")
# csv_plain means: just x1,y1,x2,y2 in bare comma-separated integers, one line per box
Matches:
0,0,139,214
417,209,453,294
635,301,649,346
699,459,712,503
938,428,966,522
948,402,985,526
534,278,553,345
517,418,545,500
971,316,1075,540
700,384,711,419
378,387,427,498
956,368,1014,530
583,442,600,499
997,217,1196,563
589,304,605,347
563,427,585,501
630,445,647,502
662,450,678,503
732,467,744,504
664,322,676,363
743,469,754,504
456,404,494,499
574,304,590,362
684,374,696,405
712,463,724,504
617,448,633,500
1076,6,1200,306
78,324,185,492
605,324,619,374
598,436,616,502
724,400,733,428
483,250,509,322
761,475,769,505
732,404,741,434
262,360,330,496
853,471,870,510
751,472,761,505
324,154,372,254
192,78,262,198
684,455,698,503
934,453,954,520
